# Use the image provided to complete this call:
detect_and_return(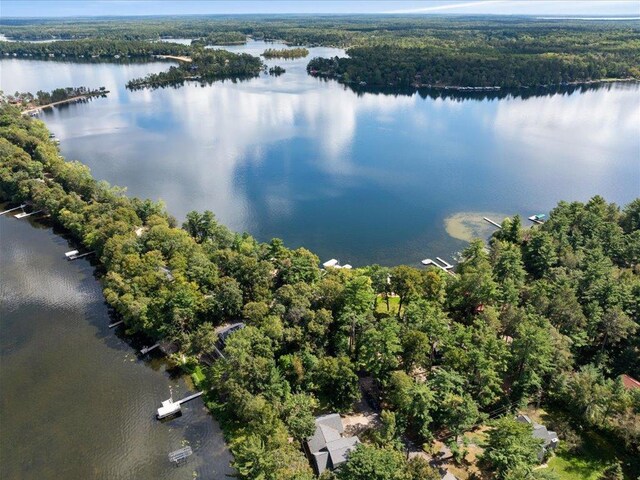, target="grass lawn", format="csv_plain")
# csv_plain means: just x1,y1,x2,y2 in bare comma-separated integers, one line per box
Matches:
546,433,614,480
518,407,637,480
191,365,206,387
375,295,400,315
